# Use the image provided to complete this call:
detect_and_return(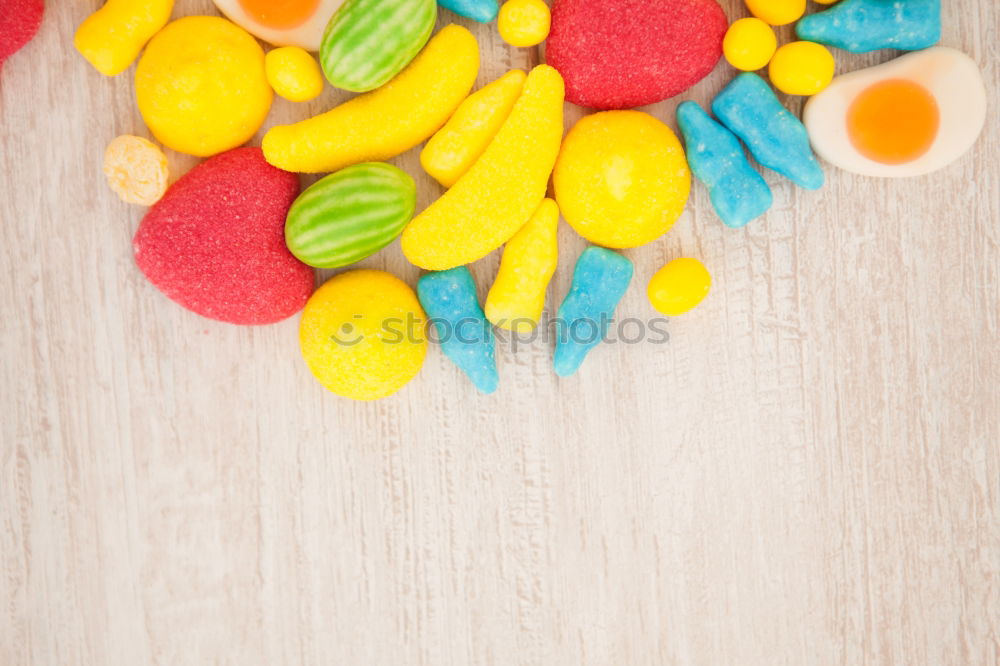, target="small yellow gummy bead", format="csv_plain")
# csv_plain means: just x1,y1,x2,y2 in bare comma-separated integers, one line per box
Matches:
421,69,527,189
136,17,272,157
498,0,552,48
103,135,170,206
265,47,324,103
723,18,777,71
485,198,559,332
768,40,835,95
744,0,806,26
553,110,690,249
74,0,174,76
263,25,480,174
299,270,427,401
647,258,711,316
